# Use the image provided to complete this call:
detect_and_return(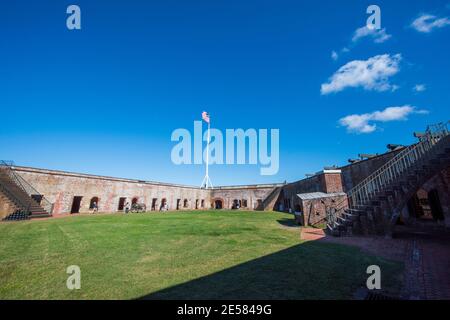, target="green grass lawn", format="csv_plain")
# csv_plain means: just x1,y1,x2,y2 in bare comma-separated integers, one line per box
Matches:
0,210,403,299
